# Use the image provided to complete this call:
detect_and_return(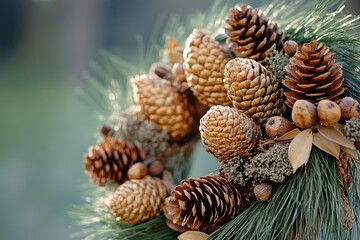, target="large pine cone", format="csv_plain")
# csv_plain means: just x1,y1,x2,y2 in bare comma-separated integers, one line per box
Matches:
131,75,195,141
183,28,232,107
84,137,145,186
164,175,243,233
200,105,262,163
106,176,169,225
283,41,345,108
225,5,284,64
224,58,286,125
